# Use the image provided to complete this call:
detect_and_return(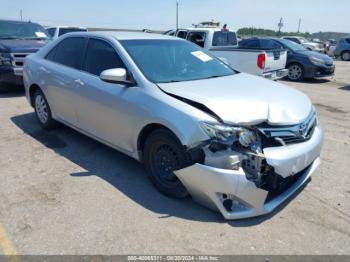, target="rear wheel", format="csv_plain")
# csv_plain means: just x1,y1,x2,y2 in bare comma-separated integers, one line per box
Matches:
143,128,191,198
33,89,57,130
341,51,350,61
288,63,304,81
